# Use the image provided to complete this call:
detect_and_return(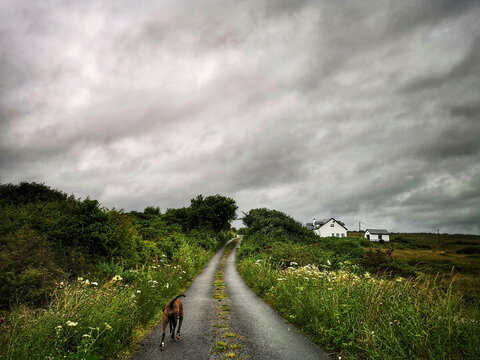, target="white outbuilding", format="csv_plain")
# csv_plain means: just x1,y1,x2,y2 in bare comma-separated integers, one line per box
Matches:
306,218,348,238
364,229,390,242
